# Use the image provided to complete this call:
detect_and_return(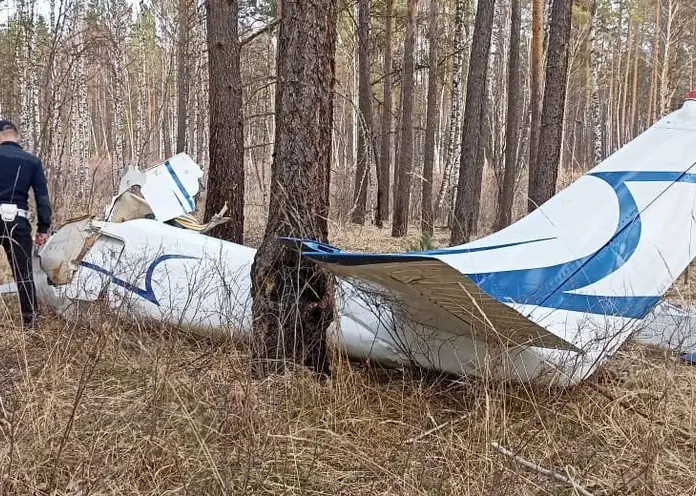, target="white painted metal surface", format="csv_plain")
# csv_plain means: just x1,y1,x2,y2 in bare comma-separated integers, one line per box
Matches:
636,301,696,359
106,153,203,222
